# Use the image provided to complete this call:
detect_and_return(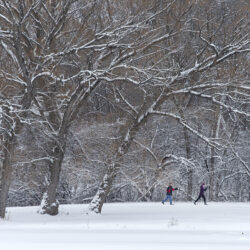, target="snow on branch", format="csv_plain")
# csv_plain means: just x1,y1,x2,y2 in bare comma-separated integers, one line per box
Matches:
15,157,54,166
1,41,19,67
161,153,197,170
0,13,11,24
199,31,219,57
20,0,41,24
187,90,250,118
133,139,158,164
150,110,223,150
115,88,138,116
217,171,248,200
231,149,250,177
